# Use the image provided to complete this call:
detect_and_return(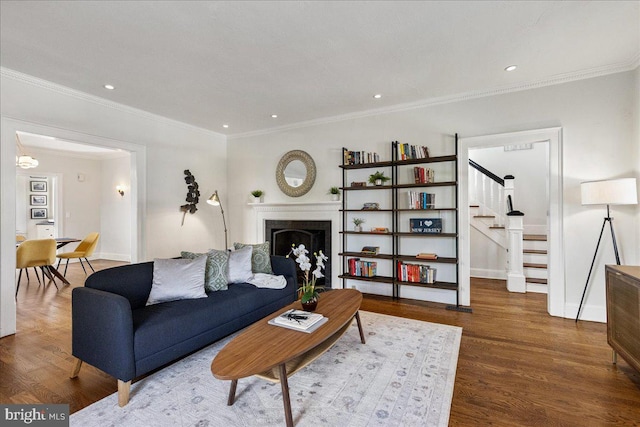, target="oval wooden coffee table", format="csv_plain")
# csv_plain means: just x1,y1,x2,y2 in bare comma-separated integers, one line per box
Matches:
211,289,365,427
